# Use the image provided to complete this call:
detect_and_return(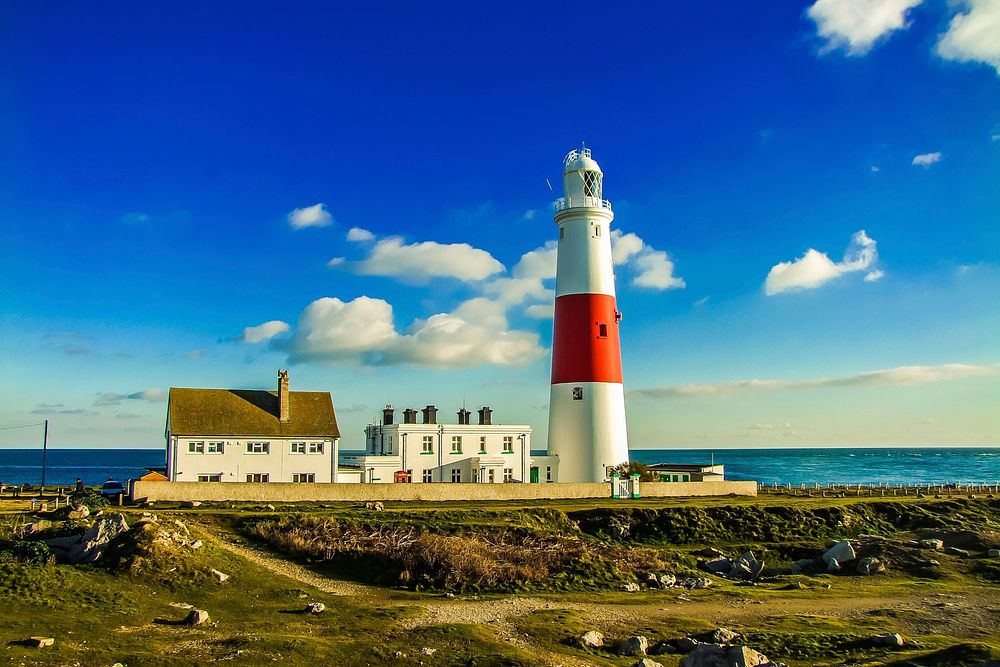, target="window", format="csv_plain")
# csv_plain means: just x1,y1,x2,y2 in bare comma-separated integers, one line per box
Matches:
479,436,487,453
451,468,462,483
683,474,690,482
246,473,269,483
594,224,601,237
291,442,306,454
559,226,565,240
597,323,608,338
308,442,324,454
502,436,514,453
422,435,433,453
546,466,552,482
488,468,496,483
503,468,514,482
422,470,433,483
451,435,462,453
197,474,222,482
247,442,270,454
584,170,602,197
207,441,224,454
572,387,583,400
188,441,205,454
292,473,315,483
